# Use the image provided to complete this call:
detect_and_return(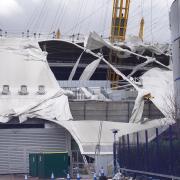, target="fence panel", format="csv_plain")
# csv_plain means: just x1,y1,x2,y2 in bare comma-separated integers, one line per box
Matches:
117,126,180,177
